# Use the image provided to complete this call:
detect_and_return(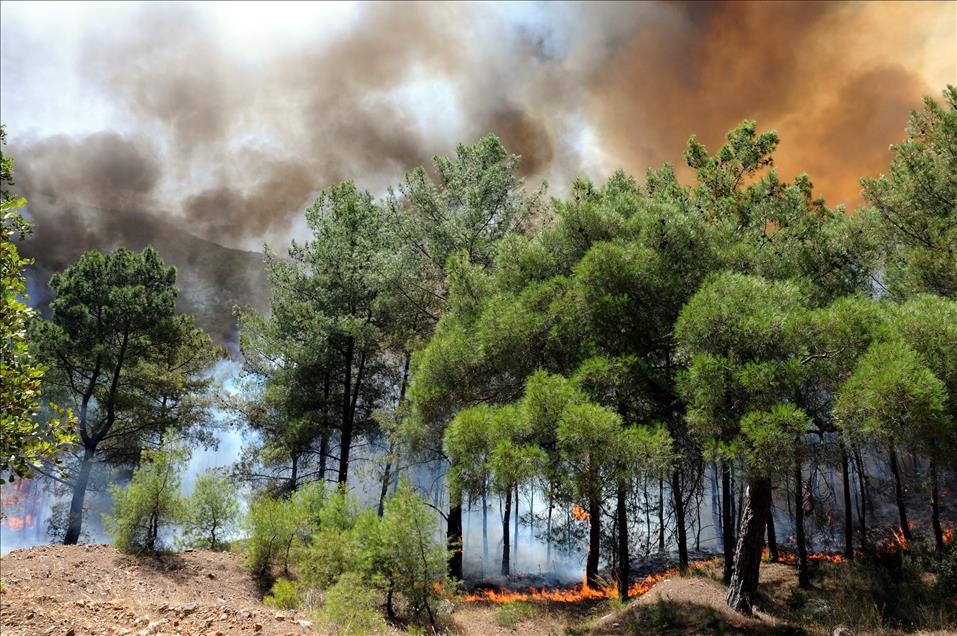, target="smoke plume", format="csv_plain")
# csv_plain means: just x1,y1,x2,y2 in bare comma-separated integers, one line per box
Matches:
1,0,953,336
